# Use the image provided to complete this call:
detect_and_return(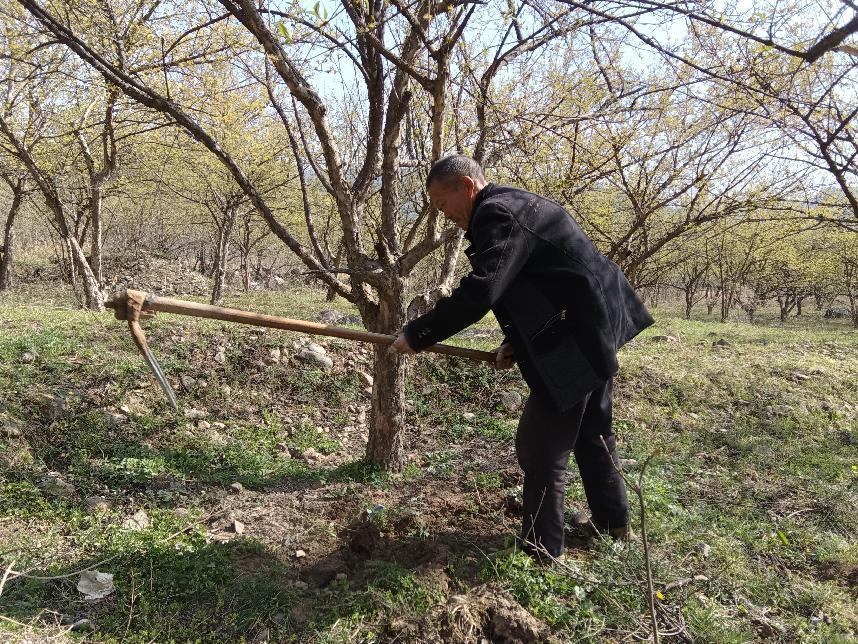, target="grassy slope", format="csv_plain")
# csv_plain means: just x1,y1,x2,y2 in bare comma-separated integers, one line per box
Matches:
0,285,856,643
